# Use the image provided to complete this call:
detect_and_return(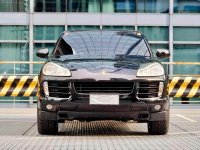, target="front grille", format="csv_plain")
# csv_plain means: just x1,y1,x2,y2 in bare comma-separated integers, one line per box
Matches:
48,81,71,98
137,82,159,99
73,82,134,94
